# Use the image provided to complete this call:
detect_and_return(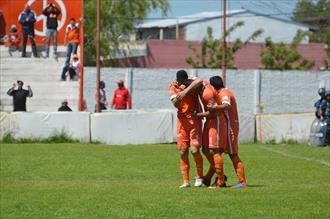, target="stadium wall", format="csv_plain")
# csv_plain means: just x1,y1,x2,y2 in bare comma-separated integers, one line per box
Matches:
84,68,330,114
